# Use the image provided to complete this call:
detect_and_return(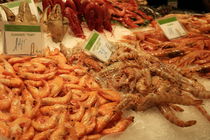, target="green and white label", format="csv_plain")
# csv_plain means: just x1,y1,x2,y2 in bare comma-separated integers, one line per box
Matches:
157,17,187,40
84,31,112,62
3,24,43,55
